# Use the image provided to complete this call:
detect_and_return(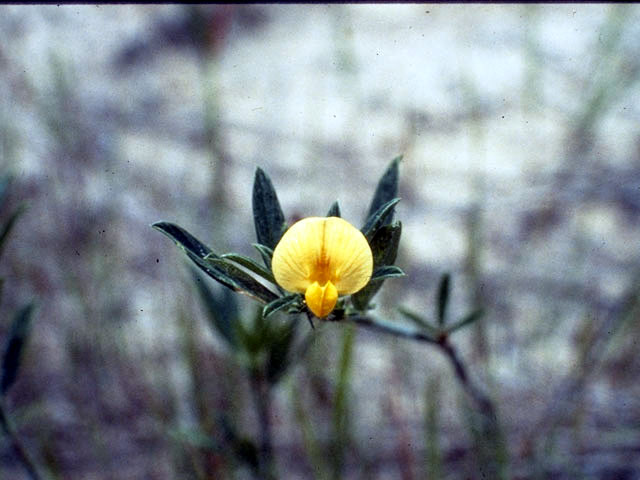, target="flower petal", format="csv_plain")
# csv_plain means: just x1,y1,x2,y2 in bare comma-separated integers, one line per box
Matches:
272,217,373,297
305,280,338,318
